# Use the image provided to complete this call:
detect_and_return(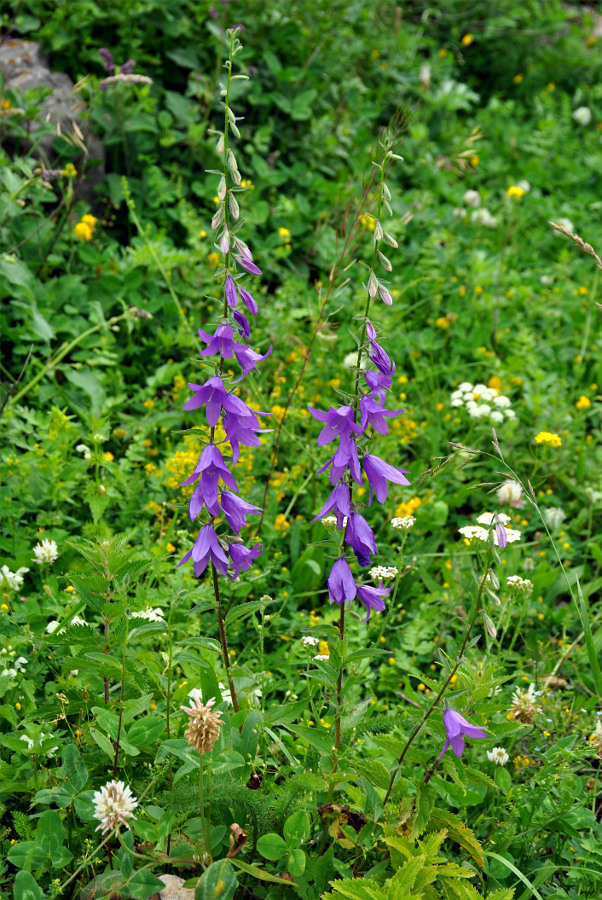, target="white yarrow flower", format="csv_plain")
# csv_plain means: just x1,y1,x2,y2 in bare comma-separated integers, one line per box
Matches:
92,780,138,834
391,516,416,531
301,635,319,647
477,512,511,527
33,539,58,565
573,106,591,126
487,747,509,766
